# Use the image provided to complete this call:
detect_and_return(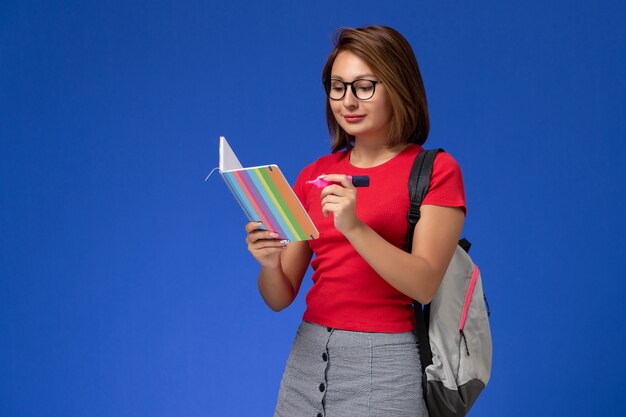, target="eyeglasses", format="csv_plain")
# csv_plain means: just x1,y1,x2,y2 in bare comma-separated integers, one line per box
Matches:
324,78,382,101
